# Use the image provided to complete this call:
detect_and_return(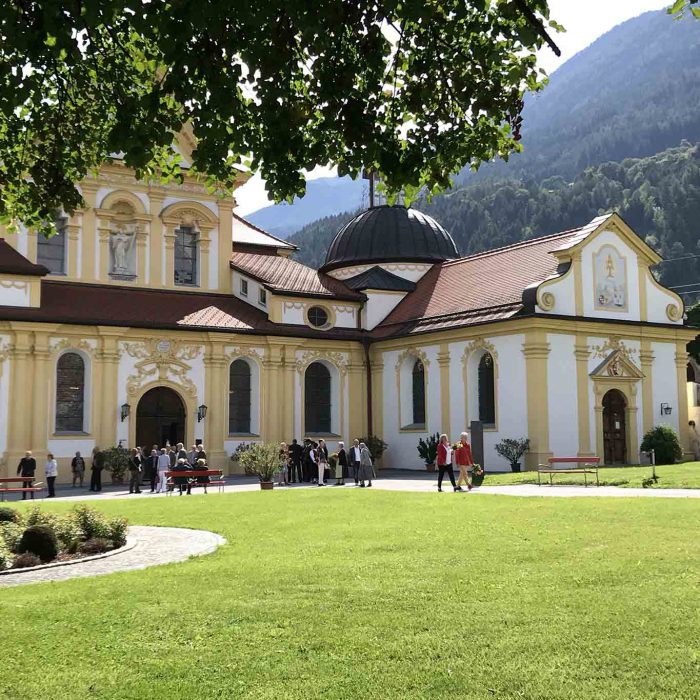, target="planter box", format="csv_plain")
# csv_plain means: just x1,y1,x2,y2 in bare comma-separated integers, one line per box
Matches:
260,481,274,490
